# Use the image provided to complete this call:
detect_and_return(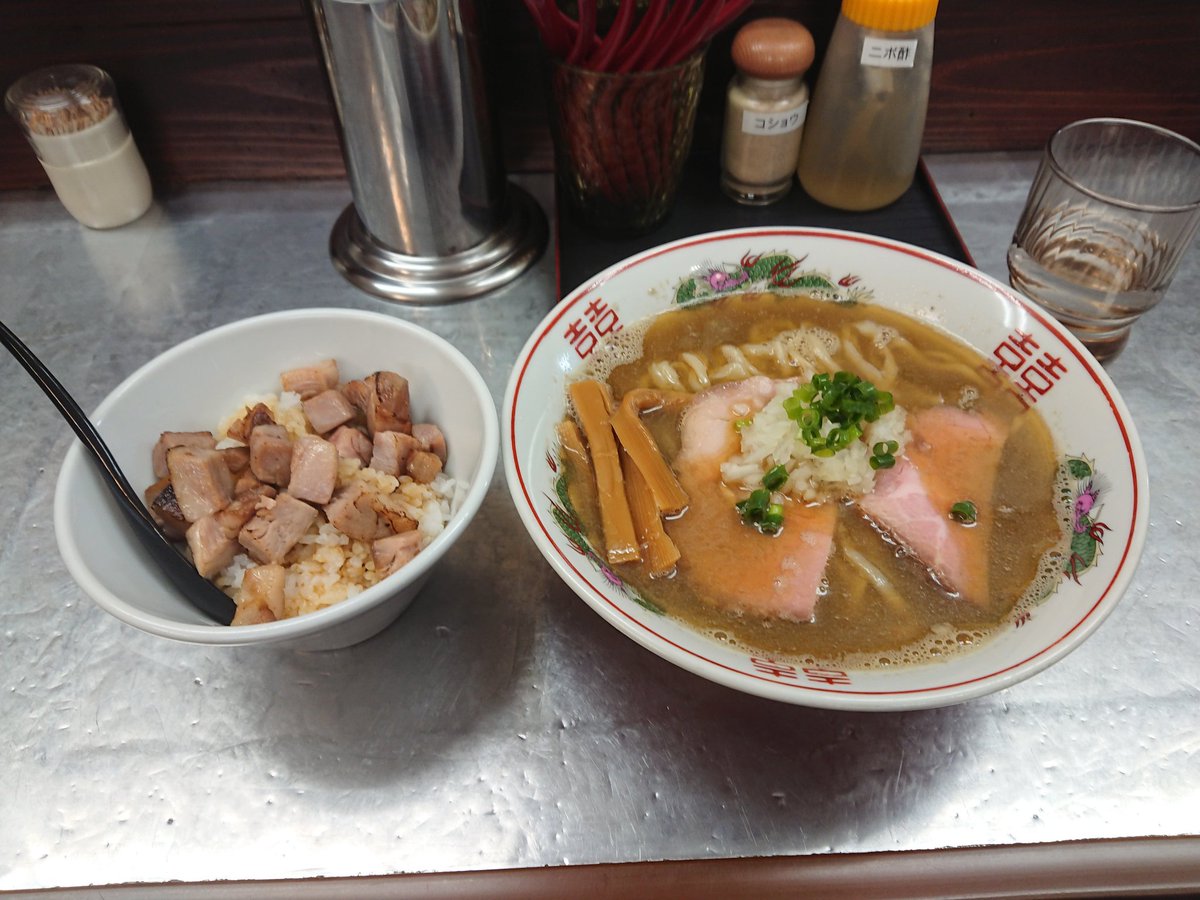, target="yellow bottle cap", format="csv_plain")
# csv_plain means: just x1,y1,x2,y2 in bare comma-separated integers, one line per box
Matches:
842,0,938,31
